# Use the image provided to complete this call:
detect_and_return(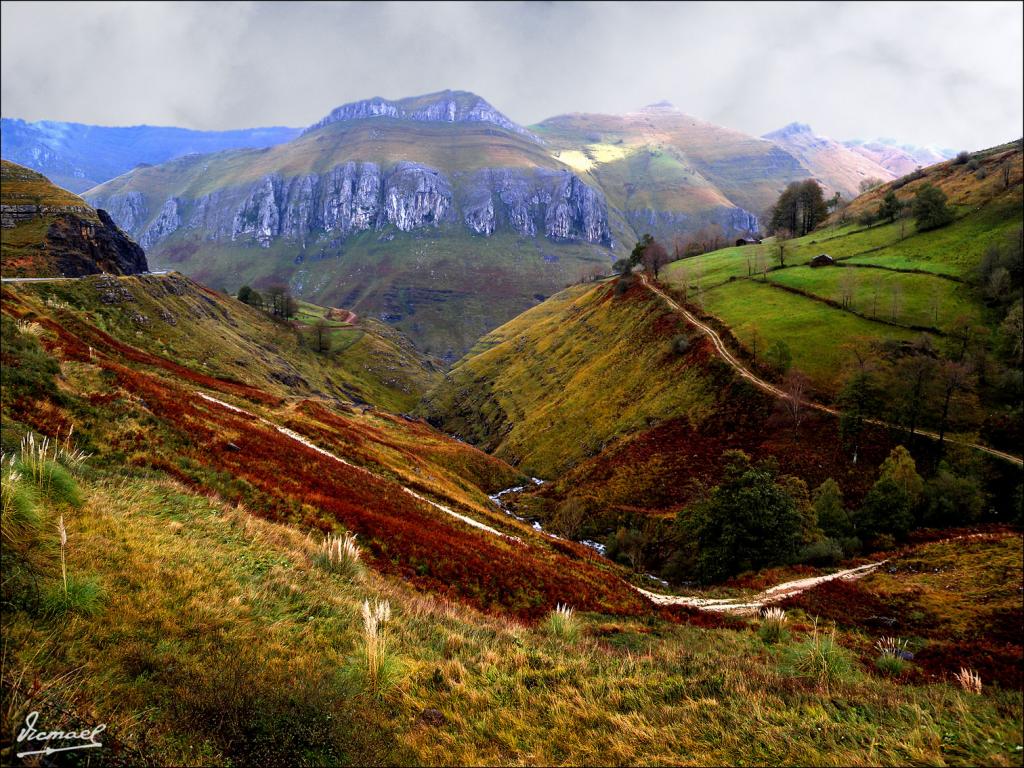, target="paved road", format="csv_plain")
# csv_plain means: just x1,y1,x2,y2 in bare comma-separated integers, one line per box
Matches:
641,275,1023,467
